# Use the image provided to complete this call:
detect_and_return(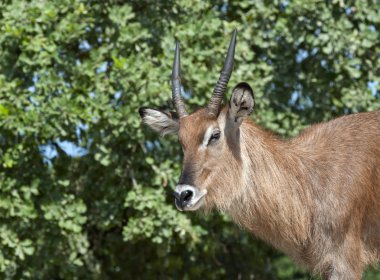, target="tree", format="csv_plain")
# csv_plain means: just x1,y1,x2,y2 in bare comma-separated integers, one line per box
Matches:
0,0,379,279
